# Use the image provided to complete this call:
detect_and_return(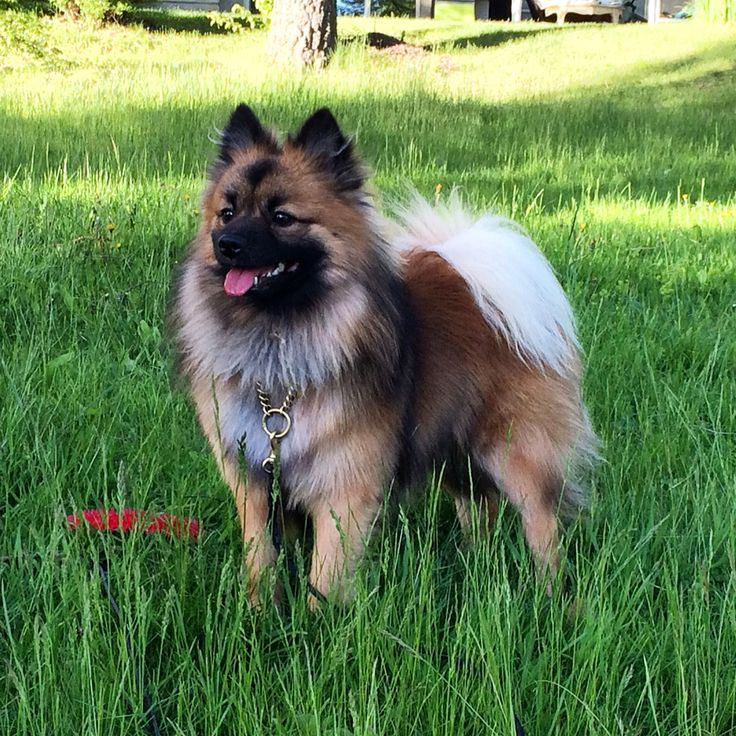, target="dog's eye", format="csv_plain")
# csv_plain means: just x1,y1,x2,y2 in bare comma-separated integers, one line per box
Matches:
272,211,295,228
219,207,234,224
